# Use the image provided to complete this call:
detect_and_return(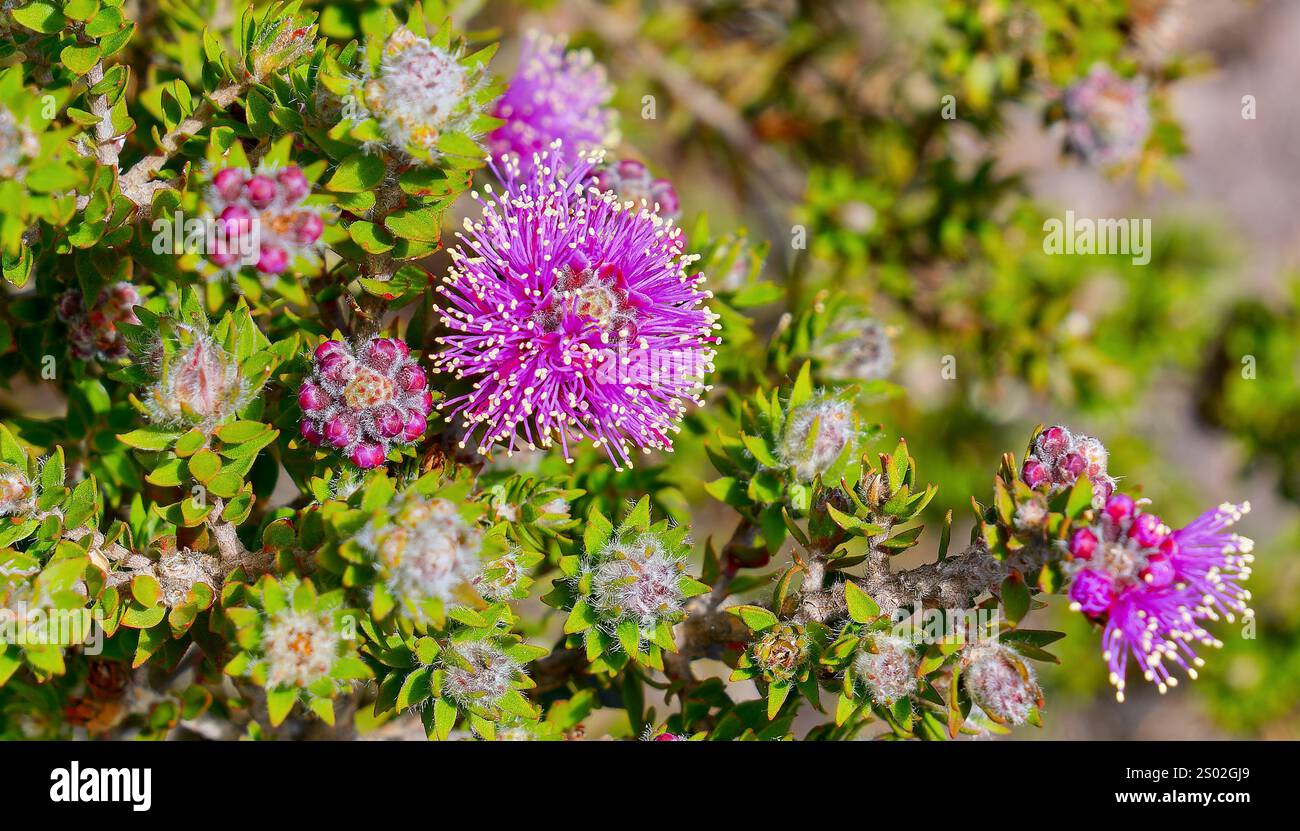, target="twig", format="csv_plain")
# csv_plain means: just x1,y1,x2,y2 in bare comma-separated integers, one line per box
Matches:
117,79,251,208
